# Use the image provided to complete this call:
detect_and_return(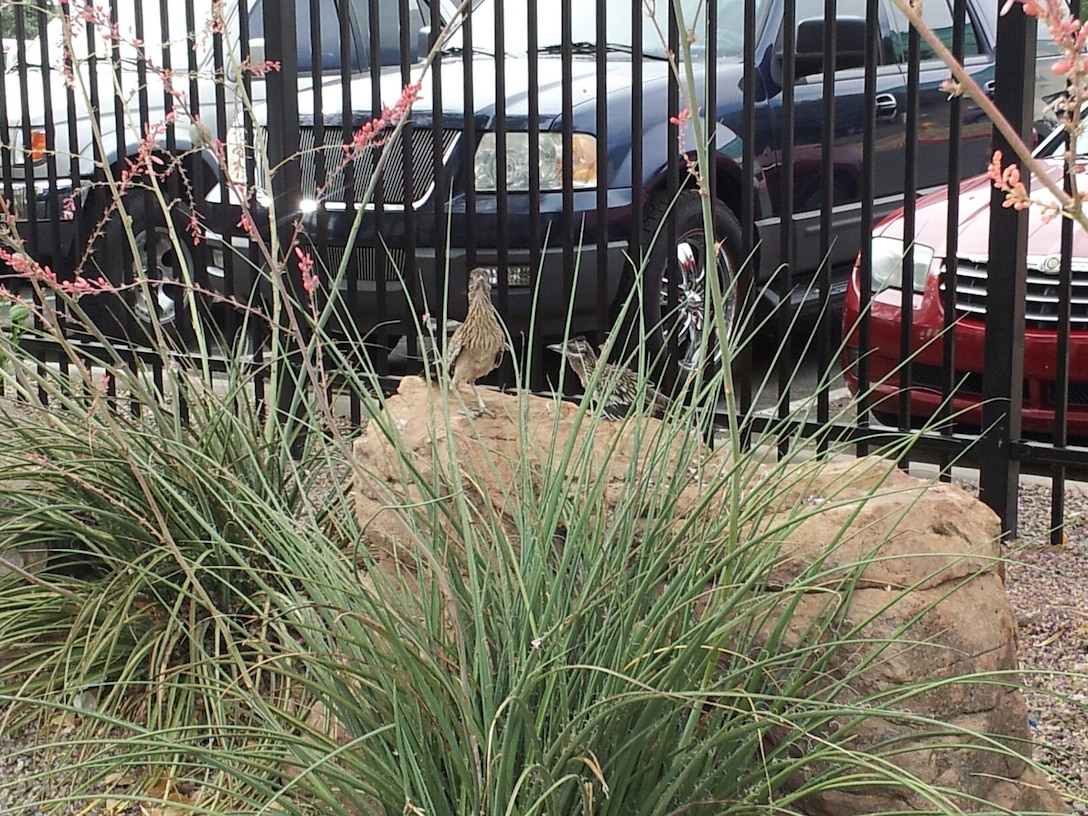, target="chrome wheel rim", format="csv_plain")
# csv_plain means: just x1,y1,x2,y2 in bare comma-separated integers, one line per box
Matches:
659,230,735,375
132,225,189,327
